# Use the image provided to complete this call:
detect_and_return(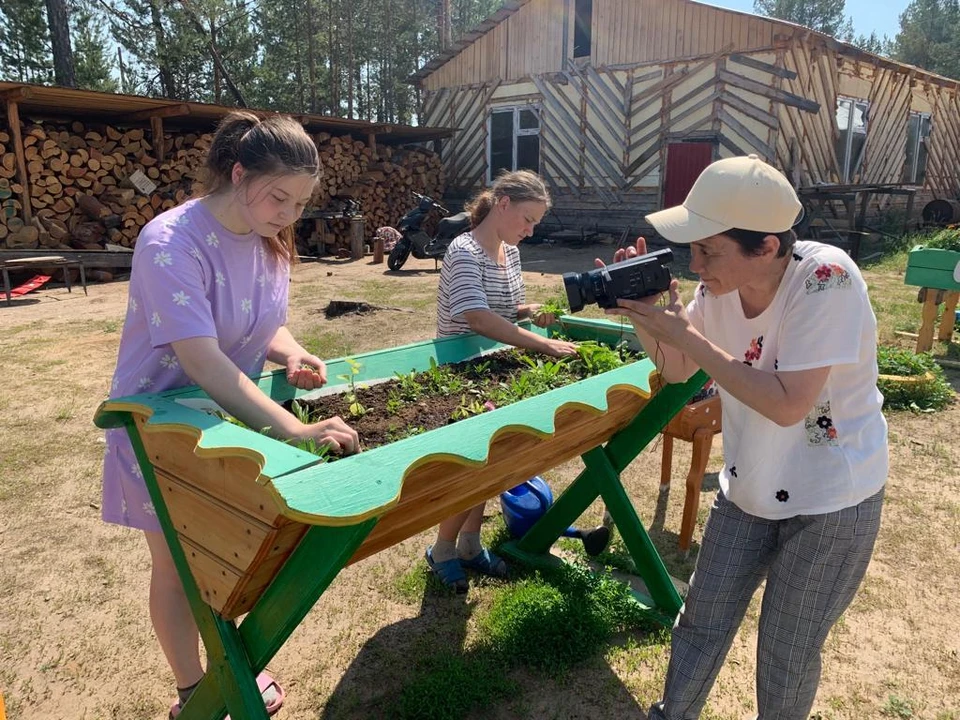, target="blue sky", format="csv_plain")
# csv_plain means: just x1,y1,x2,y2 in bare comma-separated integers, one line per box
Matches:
703,0,911,40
